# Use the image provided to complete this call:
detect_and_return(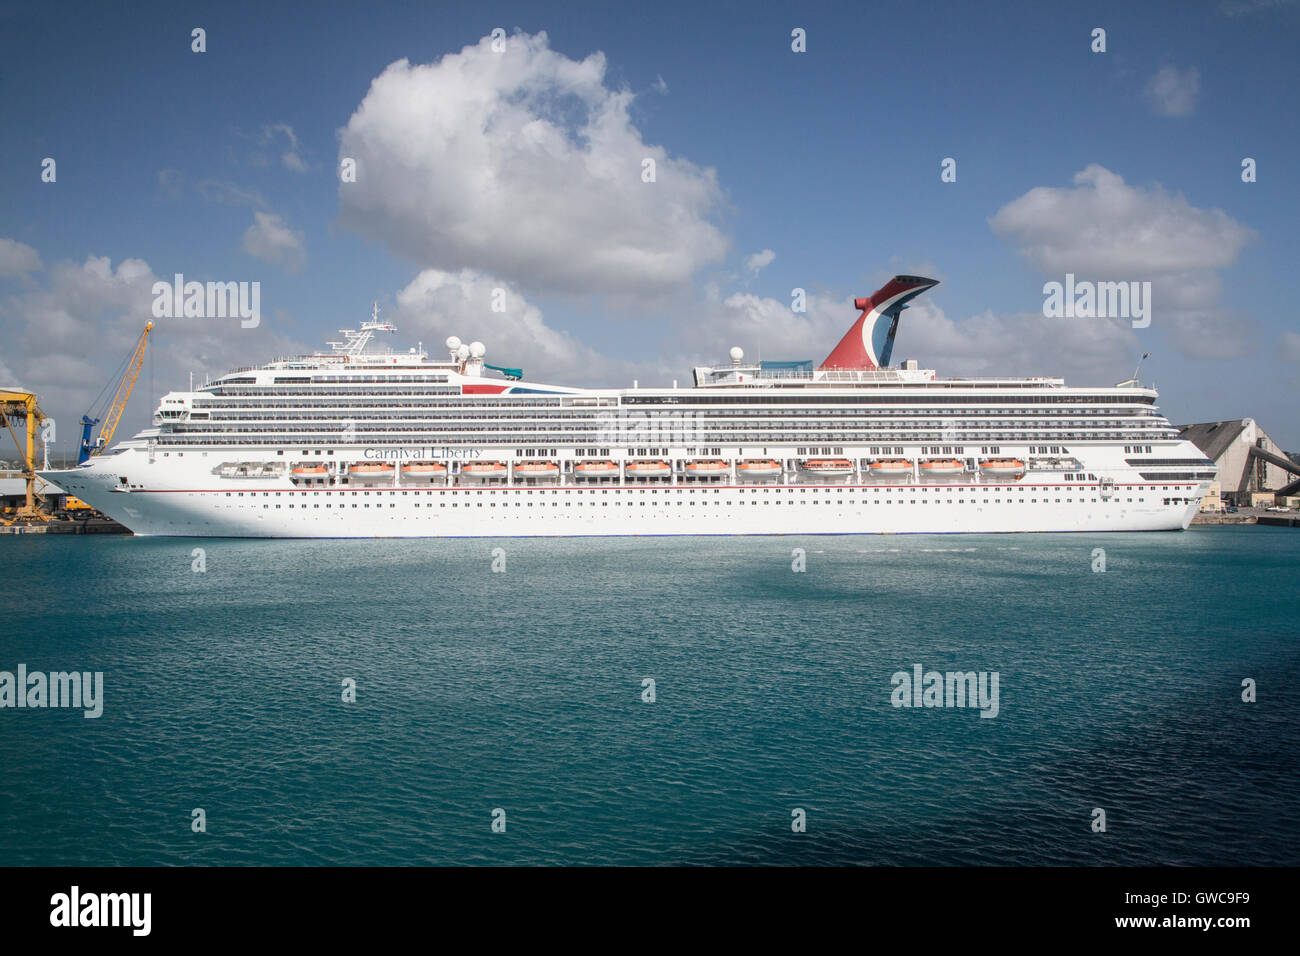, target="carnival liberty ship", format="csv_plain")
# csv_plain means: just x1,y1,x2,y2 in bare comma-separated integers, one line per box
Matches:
43,276,1216,538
